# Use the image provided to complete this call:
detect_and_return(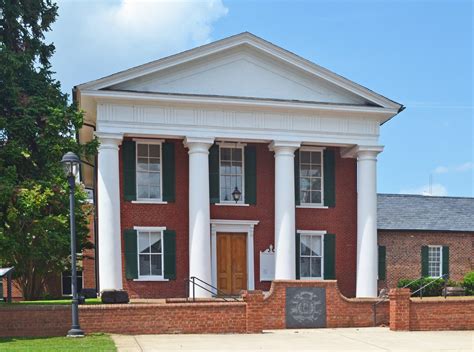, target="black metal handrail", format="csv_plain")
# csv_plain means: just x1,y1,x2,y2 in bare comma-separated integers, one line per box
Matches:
184,276,240,302
372,274,448,326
